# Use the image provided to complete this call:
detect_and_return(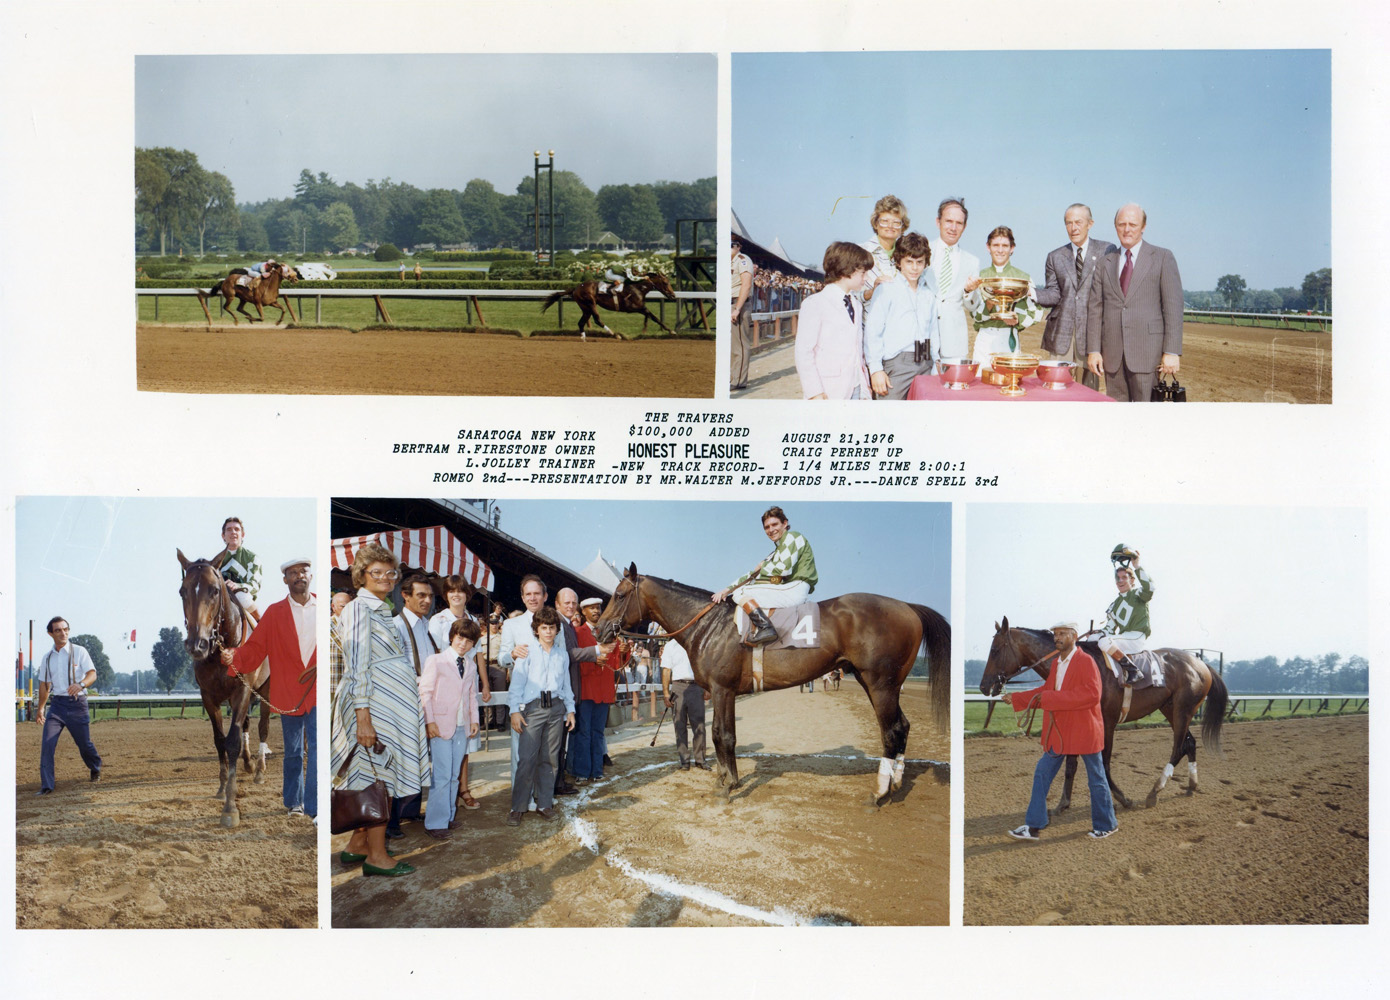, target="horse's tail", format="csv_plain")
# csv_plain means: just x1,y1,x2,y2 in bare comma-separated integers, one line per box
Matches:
1201,666,1228,757
540,289,570,312
910,603,951,731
